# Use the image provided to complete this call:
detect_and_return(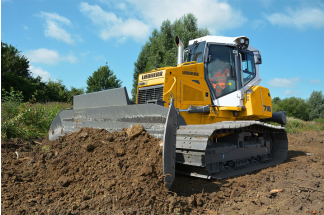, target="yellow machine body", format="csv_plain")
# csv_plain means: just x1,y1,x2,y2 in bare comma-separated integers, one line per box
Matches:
137,62,272,125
